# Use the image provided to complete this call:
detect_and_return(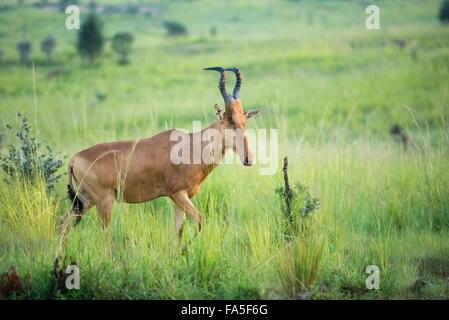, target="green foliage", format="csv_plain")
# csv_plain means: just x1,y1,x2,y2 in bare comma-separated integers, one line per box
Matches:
276,182,320,221
439,0,449,23
1,0,449,300
16,41,31,64
182,225,226,289
111,32,133,65
163,21,187,37
275,181,322,297
40,35,56,62
0,112,65,193
77,13,103,62
276,237,323,297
